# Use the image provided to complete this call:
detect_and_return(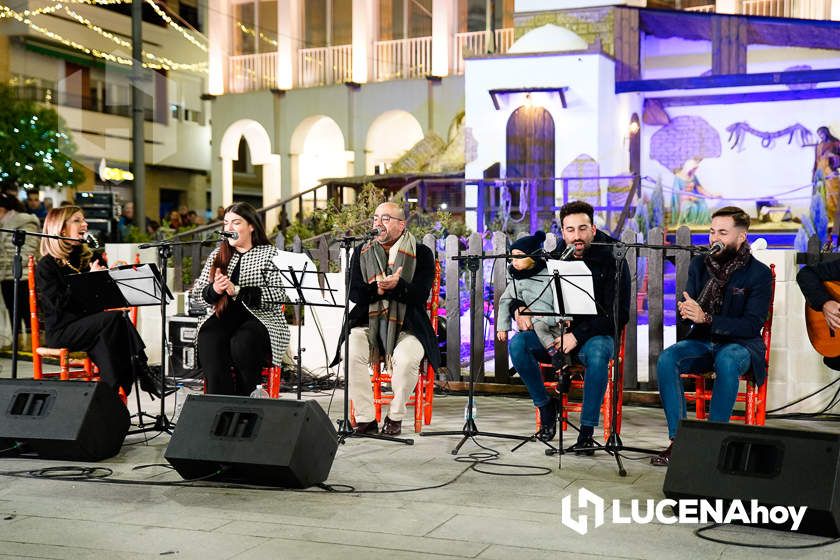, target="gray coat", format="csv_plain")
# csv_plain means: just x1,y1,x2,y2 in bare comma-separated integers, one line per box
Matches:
190,245,290,365
497,268,559,332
